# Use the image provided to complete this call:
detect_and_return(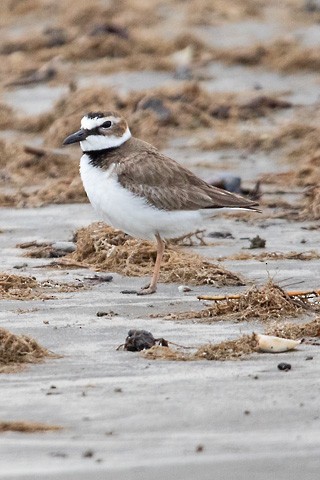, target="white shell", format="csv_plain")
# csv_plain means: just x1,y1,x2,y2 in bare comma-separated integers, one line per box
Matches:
255,334,301,353
178,285,192,293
